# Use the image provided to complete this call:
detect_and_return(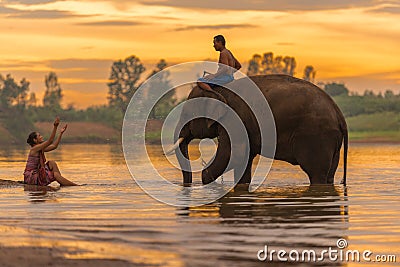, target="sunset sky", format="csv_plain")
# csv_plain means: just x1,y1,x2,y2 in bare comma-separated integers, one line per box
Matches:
0,0,399,108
